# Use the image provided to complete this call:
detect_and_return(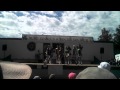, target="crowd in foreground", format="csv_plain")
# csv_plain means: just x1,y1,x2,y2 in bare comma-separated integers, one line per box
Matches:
0,61,118,79
33,62,117,79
